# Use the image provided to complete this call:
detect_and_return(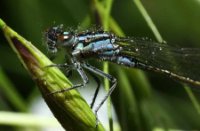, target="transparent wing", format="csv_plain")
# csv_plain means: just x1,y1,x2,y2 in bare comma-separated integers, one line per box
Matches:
117,37,200,84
